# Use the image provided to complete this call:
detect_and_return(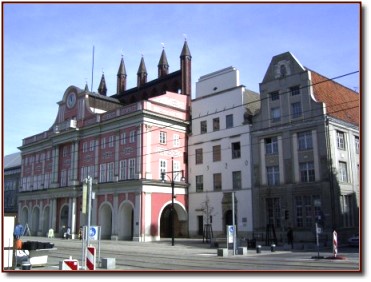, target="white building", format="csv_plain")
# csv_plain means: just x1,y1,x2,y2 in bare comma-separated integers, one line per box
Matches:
188,67,260,239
